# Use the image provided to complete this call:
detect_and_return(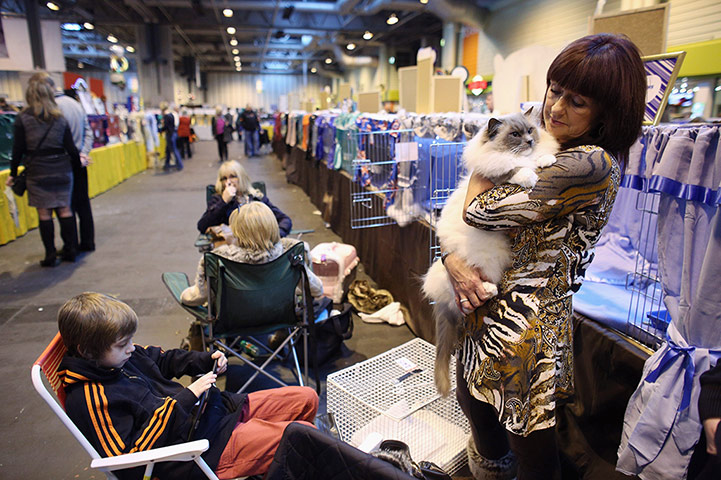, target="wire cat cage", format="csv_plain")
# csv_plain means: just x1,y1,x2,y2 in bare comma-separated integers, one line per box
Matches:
625,190,667,349
349,129,422,229
427,141,466,266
